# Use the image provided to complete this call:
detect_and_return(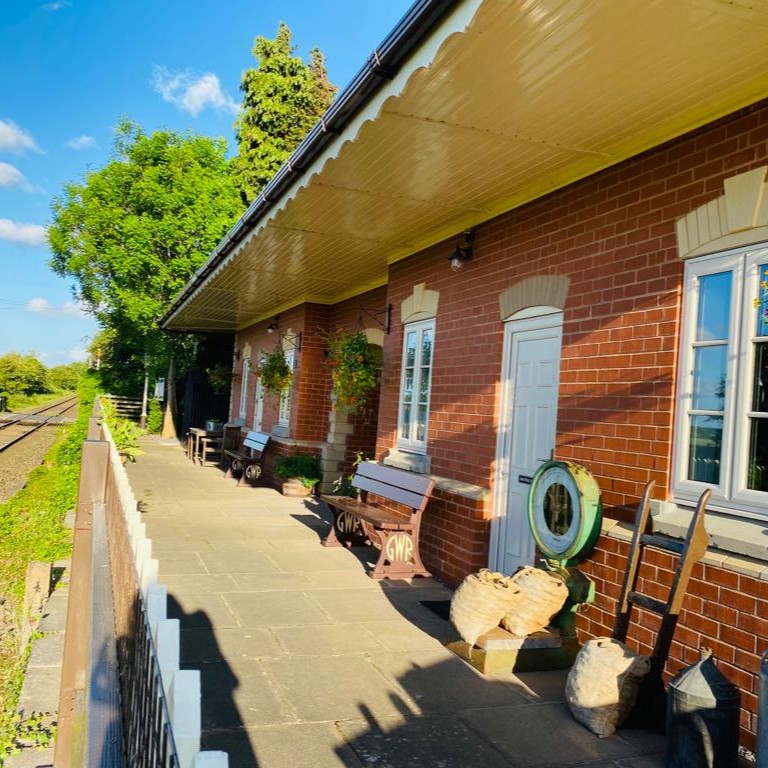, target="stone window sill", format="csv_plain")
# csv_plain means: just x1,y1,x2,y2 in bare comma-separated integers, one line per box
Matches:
600,502,768,580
